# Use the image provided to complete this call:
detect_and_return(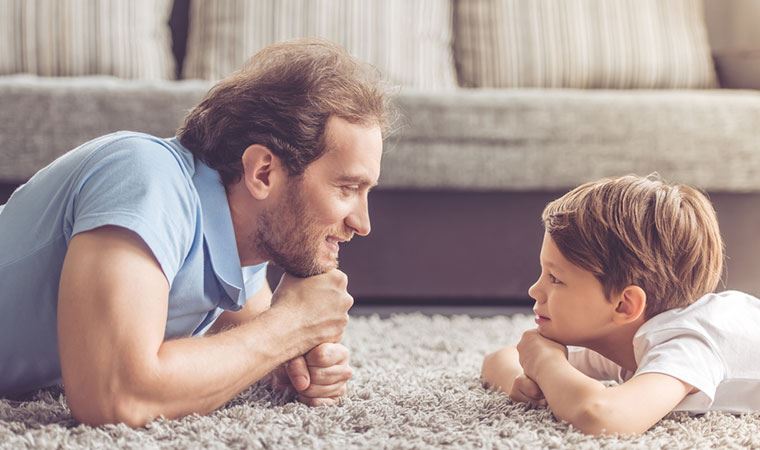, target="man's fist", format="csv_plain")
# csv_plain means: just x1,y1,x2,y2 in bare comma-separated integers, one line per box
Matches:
270,271,353,352
274,343,352,407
